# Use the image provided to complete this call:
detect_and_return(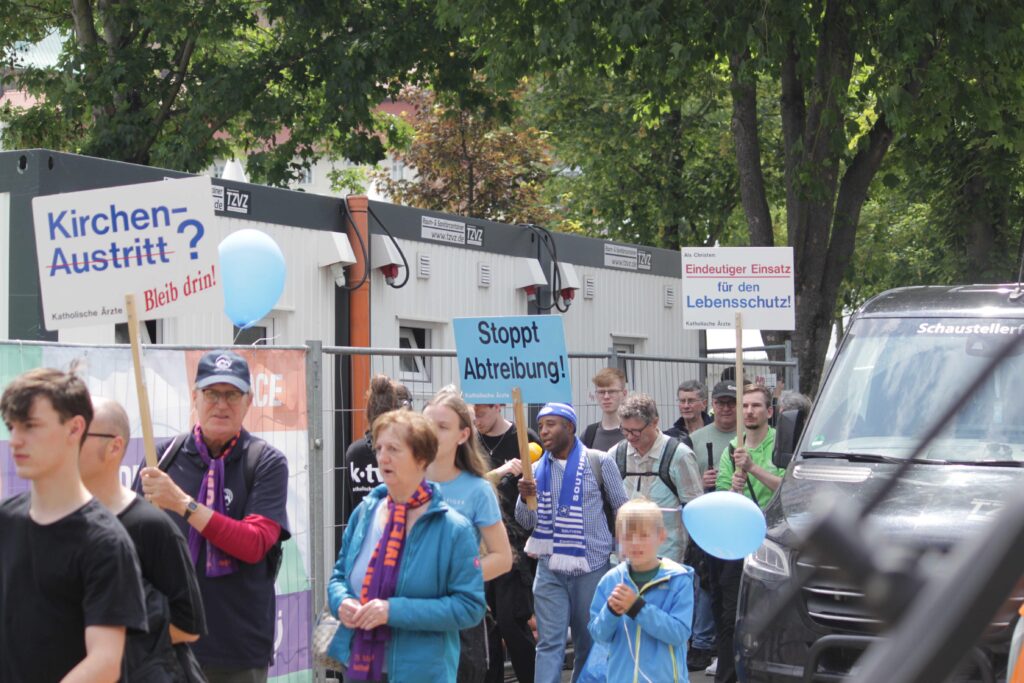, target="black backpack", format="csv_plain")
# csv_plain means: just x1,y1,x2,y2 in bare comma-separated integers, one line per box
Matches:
157,433,284,579
613,437,682,500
